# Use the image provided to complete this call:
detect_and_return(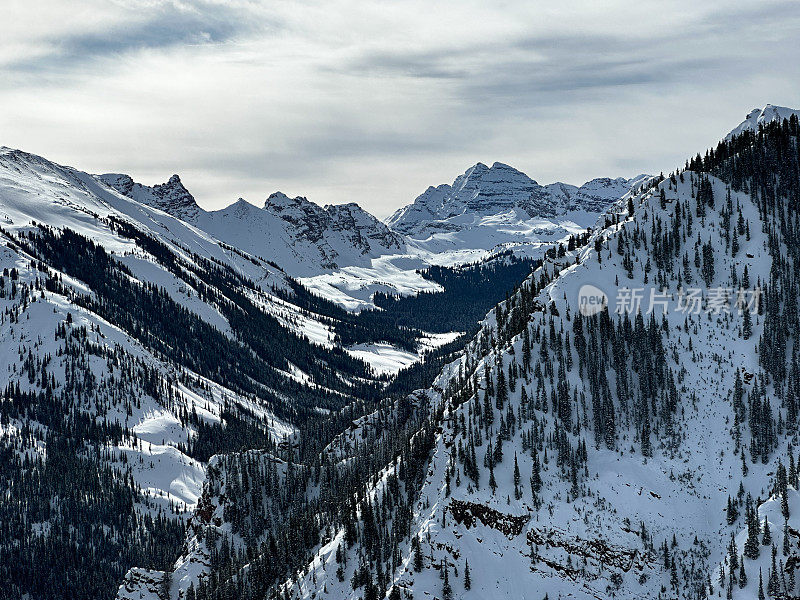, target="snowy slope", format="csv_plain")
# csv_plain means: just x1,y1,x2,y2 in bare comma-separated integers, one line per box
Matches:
0,223,293,513
1,149,286,290
0,147,302,511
